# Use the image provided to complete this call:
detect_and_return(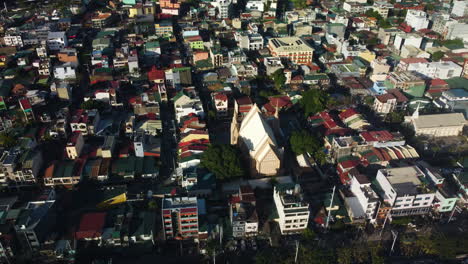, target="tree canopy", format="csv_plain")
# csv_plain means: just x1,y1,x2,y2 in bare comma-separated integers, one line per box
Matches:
299,89,329,116
271,69,286,92
431,51,445,61
290,130,326,165
290,0,307,9
80,99,106,112
200,144,245,180
0,132,16,148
